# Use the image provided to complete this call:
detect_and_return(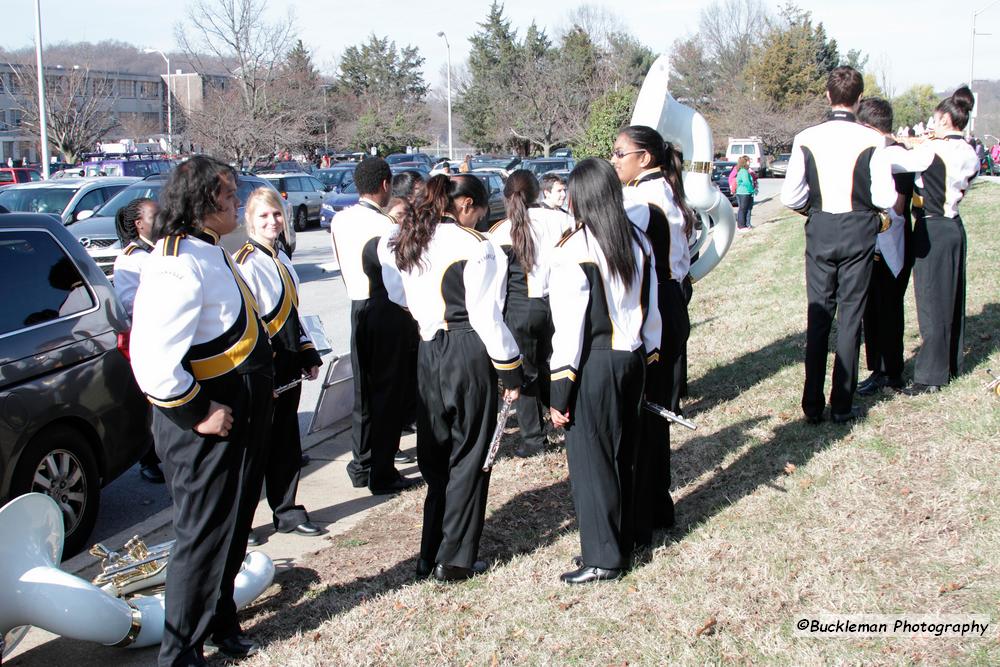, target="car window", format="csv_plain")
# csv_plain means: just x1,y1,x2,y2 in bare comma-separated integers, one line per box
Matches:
75,189,105,214
744,145,756,155
0,187,75,214
309,177,324,191
286,177,305,192
0,230,95,336
0,172,13,183
343,181,358,194
489,175,503,193
237,178,270,204
28,170,42,181
94,183,163,218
